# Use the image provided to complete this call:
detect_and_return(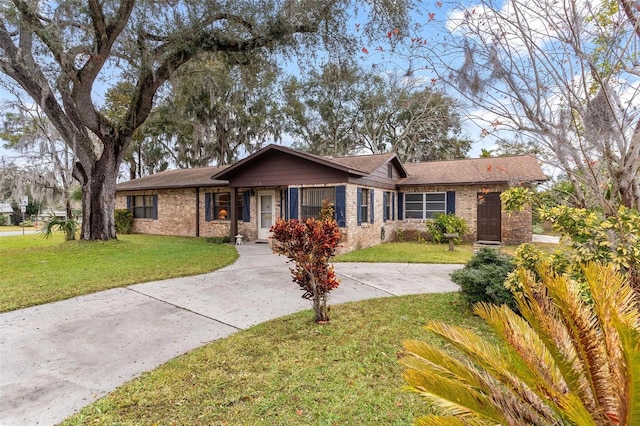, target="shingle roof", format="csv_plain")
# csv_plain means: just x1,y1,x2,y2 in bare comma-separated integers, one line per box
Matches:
115,151,546,191
116,166,229,191
329,152,407,176
400,155,546,186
